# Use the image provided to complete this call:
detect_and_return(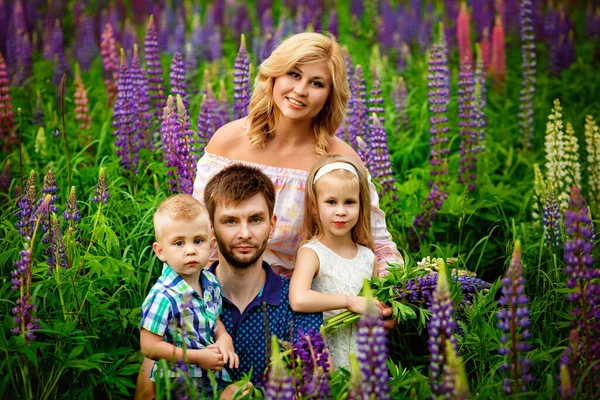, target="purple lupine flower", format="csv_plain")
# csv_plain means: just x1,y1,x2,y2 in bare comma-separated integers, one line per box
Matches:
131,44,153,151
169,12,186,54
47,213,68,273
113,49,141,172
368,114,397,198
233,34,251,120
518,0,536,148
50,19,68,85
39,170,58,244
368,75,385,125
161,95,179,193
350,0,364,21
427,42,450,189
497,240,533,394
63,186,80,238
328,9,338,37
542,192,561,247
473,45,487,151
427,260,458,397
561,186,600,392
264,336,294,400
75,15,97,71
352,65,369,161
145,15,165,120
293,329,330,398
92,168,109,204
15,170,36,240
121,18,136,59
169,52,187,108
353,288,391,399
207,30,223,62
391,76,409,136
457,59,478,192
0,52,16,151
217,80,230,127
197,84,220,152
174,95,199,195
408,184,447,248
